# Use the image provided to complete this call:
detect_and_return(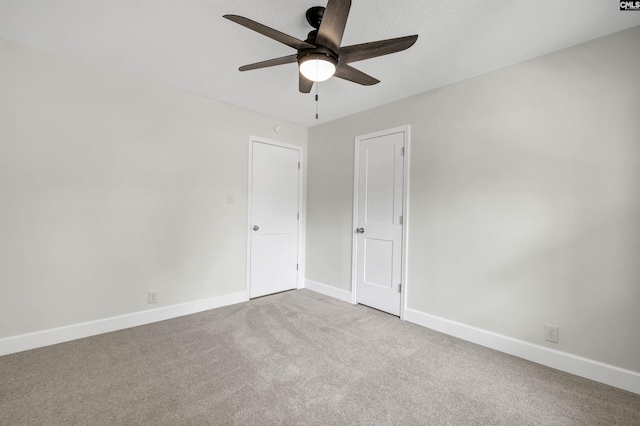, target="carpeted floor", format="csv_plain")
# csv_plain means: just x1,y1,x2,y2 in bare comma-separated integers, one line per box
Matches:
1,289,639,425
